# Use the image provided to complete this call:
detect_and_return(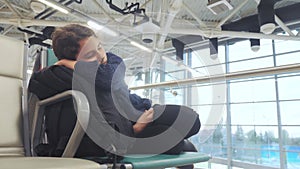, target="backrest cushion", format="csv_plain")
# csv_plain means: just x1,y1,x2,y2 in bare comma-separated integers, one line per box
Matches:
0,35,24,79
0,35,25,156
